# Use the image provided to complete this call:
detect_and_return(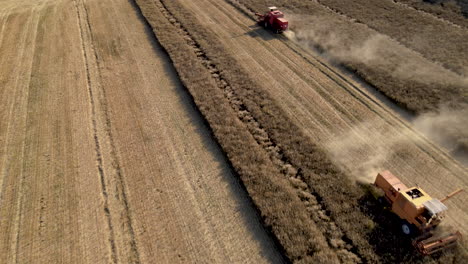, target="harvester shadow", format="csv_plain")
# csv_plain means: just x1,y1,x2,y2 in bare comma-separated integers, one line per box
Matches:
358,192,418,262
245,25,277,41
357,190,459,263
